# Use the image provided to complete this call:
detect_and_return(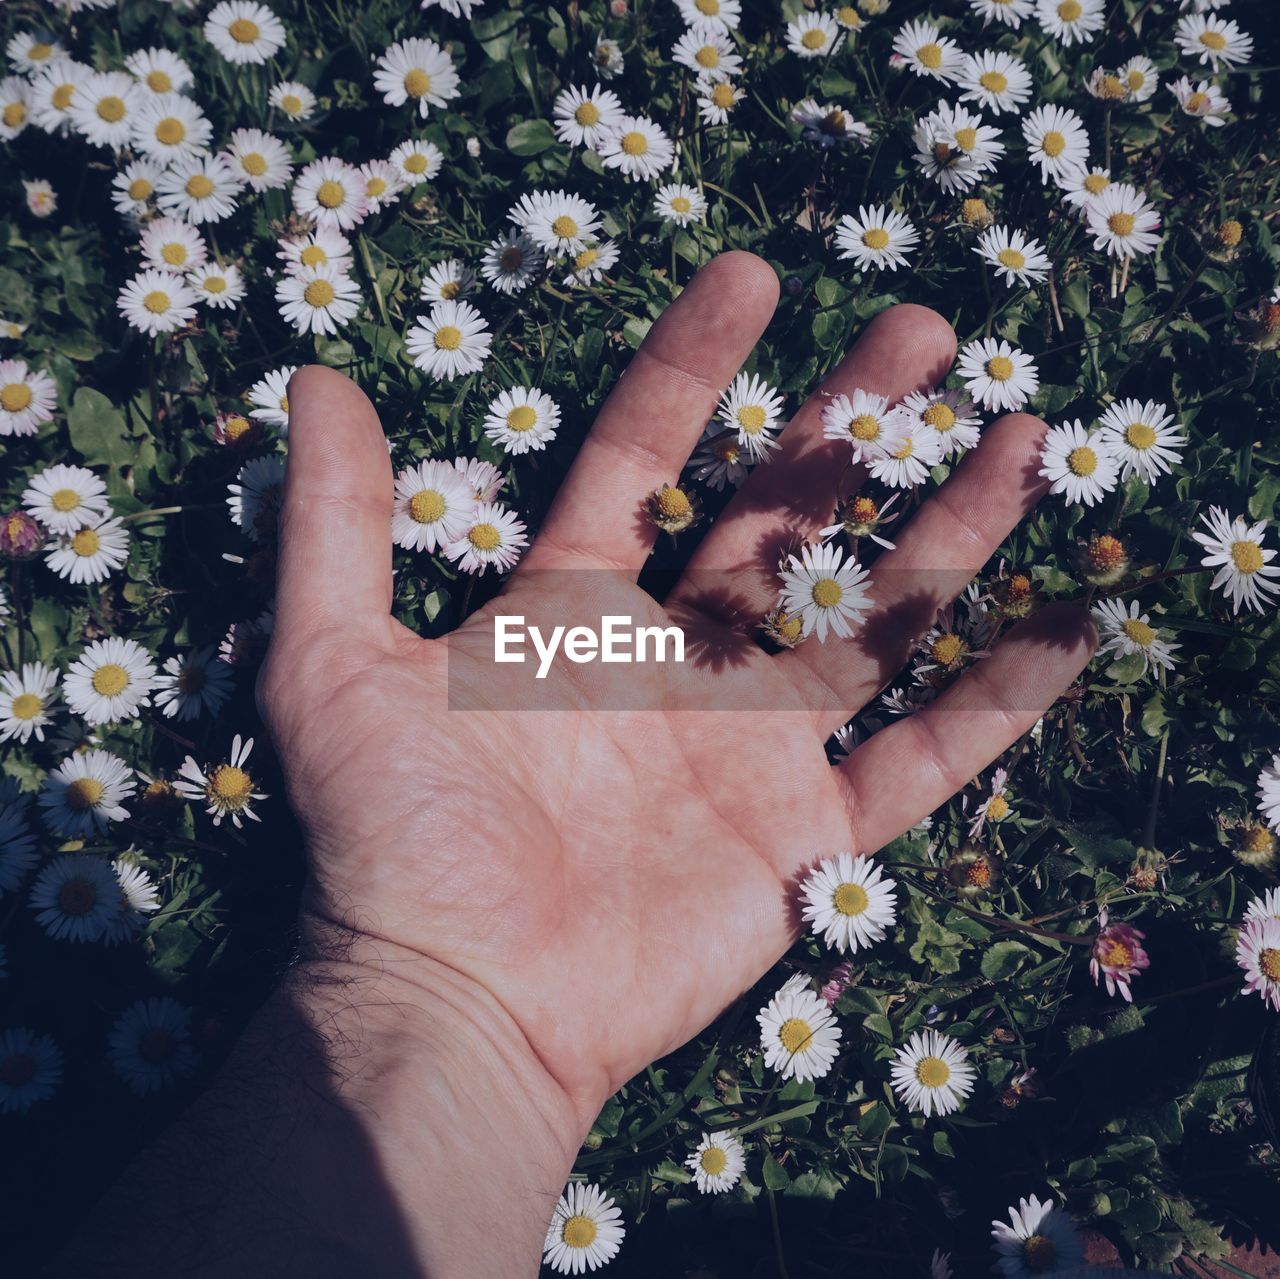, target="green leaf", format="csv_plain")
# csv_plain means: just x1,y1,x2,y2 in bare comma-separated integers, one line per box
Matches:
66,387,133,474
980,939,1032,980
505,118,558,156
761,1154,791,1191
